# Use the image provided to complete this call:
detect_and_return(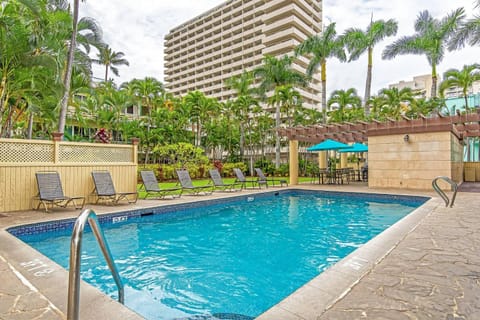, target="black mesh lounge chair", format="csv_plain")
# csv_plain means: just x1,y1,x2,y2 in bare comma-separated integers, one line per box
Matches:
140,170,182,199
176,169,213,195
34,171,85,212
233,168,265,189
91,170,138,204
209,169,241,192
255,168,288,187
